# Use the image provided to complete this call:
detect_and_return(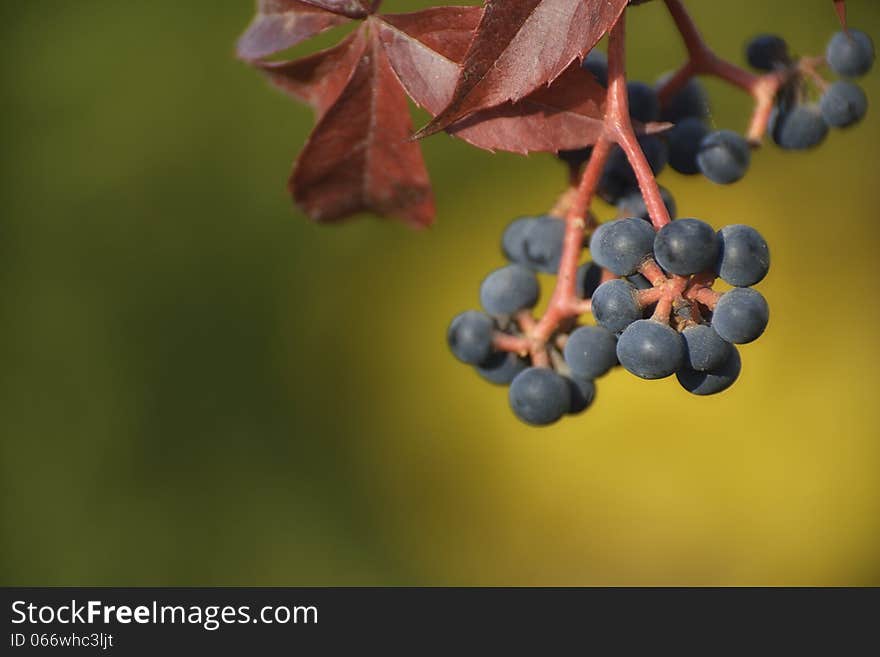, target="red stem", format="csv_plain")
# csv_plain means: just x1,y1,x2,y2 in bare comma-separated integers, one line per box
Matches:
532,137,613,346
492,332,530,355
833,0,847,28
605,11,671,230
639,259,668,287
692,287,721,310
